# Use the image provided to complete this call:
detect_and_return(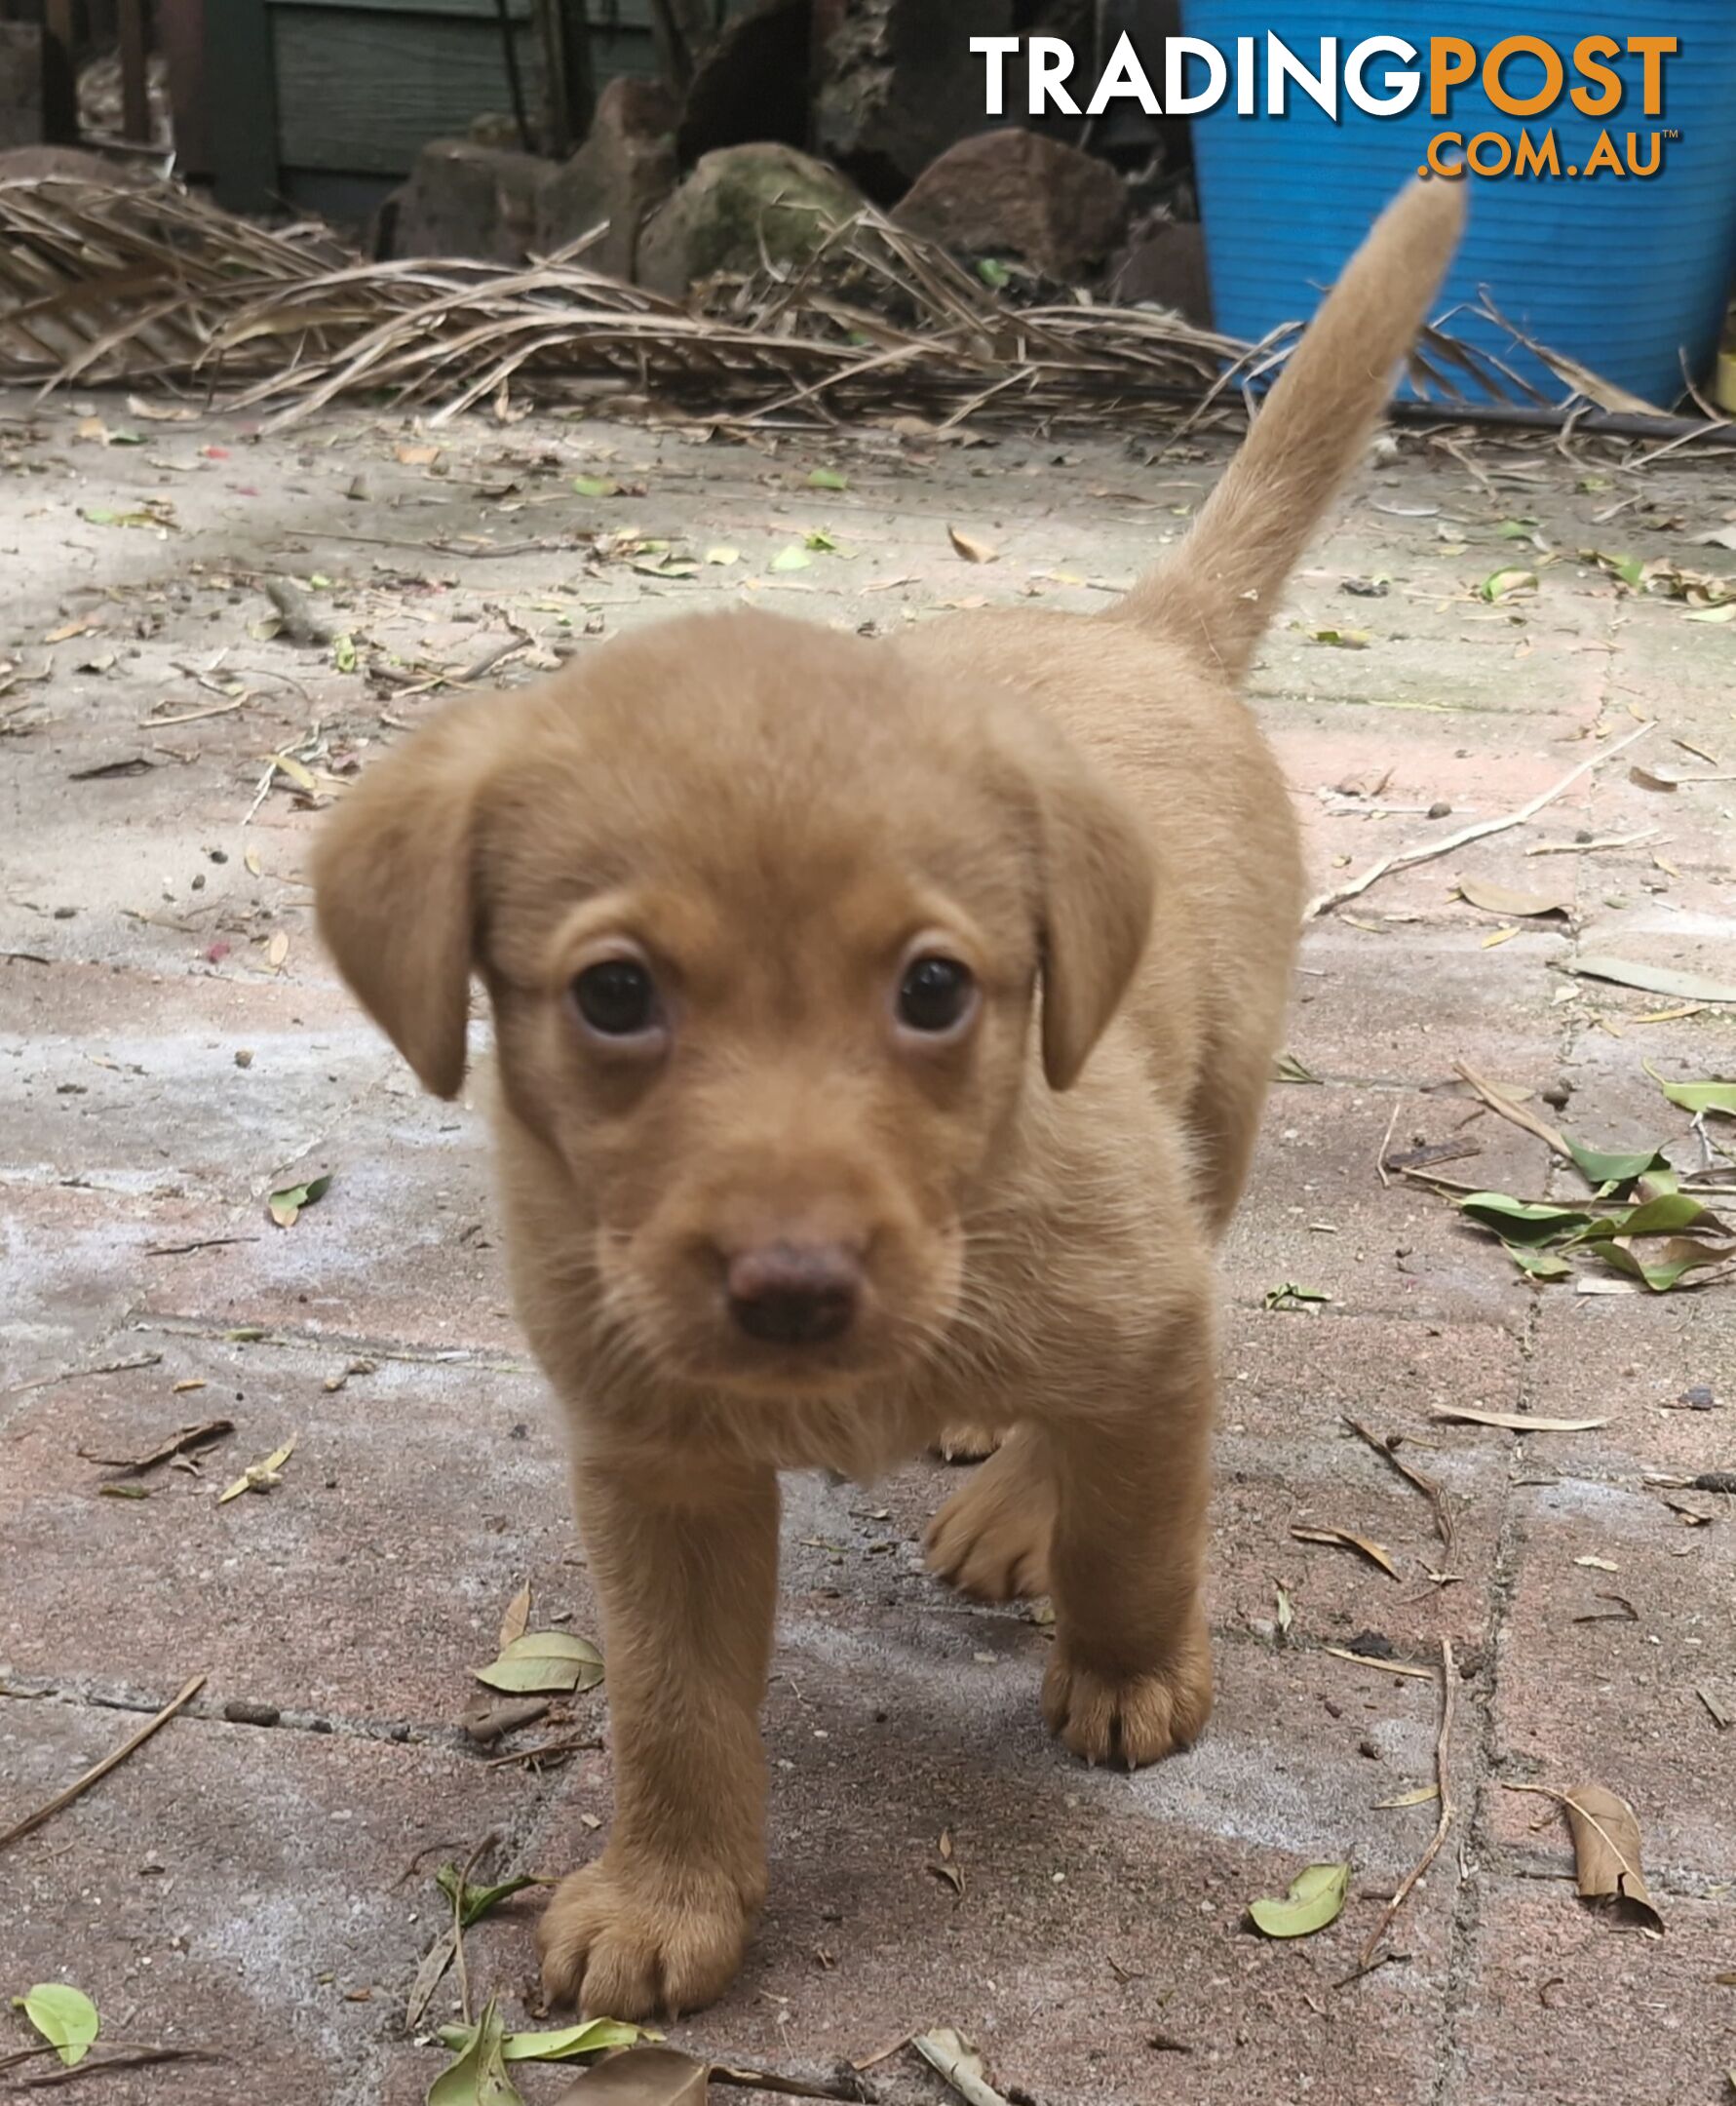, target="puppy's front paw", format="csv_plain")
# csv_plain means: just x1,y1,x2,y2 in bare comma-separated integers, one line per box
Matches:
1041,1629,1212,1769
537,1853,755,2019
